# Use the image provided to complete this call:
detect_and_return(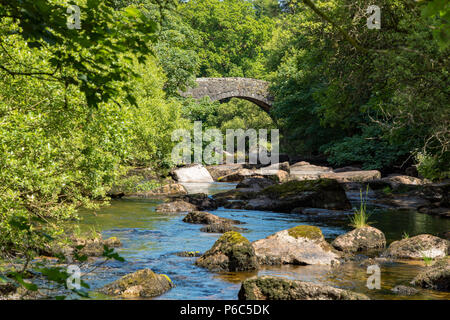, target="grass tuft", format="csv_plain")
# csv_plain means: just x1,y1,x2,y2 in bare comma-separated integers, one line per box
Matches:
349,185,372,229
